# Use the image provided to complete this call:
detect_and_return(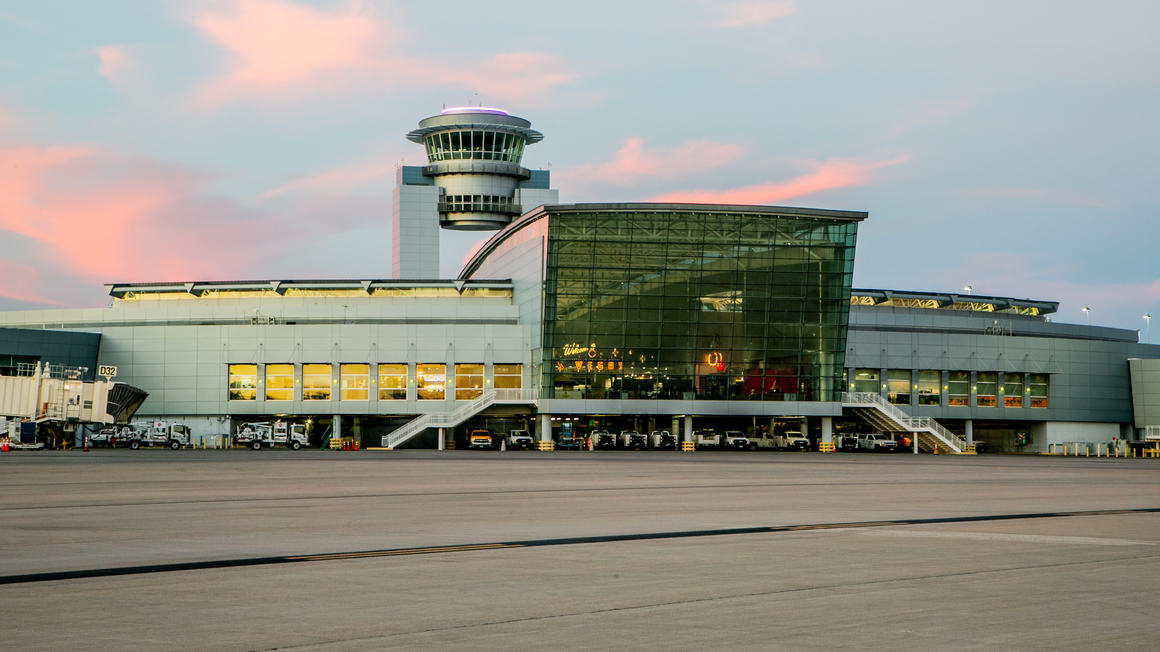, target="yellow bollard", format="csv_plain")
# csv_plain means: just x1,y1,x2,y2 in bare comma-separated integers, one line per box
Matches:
1085,445,1089,457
